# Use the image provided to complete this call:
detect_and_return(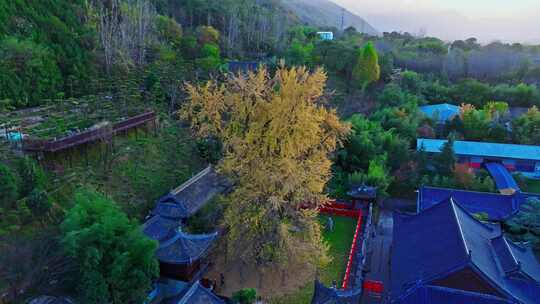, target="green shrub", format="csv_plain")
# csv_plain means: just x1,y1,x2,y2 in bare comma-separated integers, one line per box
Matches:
232,288,257,304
